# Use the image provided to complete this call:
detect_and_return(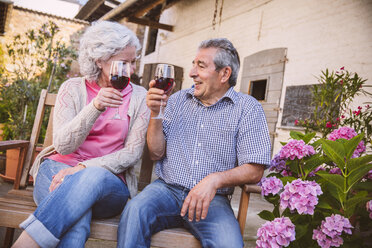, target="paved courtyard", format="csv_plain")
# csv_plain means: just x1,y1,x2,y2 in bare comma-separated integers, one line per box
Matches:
0,177,272,247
